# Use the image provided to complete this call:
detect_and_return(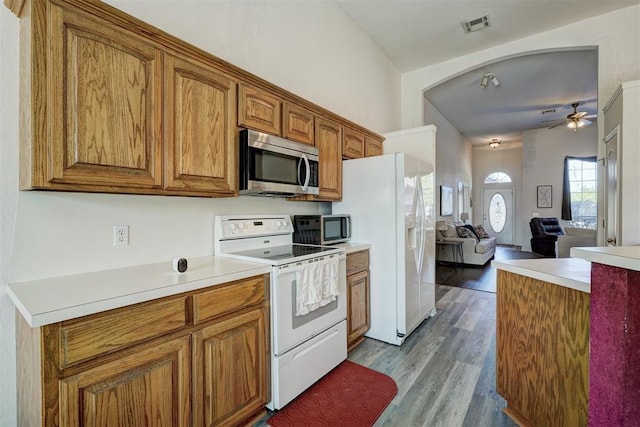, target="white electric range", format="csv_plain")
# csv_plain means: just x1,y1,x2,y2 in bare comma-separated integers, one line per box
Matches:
214,214,347,410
